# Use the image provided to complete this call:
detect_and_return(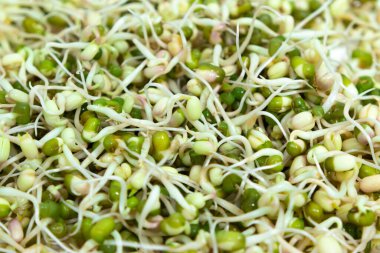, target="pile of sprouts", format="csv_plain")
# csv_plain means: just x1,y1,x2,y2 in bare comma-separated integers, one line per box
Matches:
0,0,380,252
